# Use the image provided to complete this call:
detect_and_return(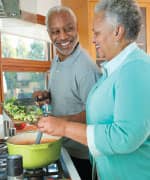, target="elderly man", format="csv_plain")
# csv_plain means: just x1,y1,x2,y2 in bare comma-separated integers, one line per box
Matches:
33,6,100,180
